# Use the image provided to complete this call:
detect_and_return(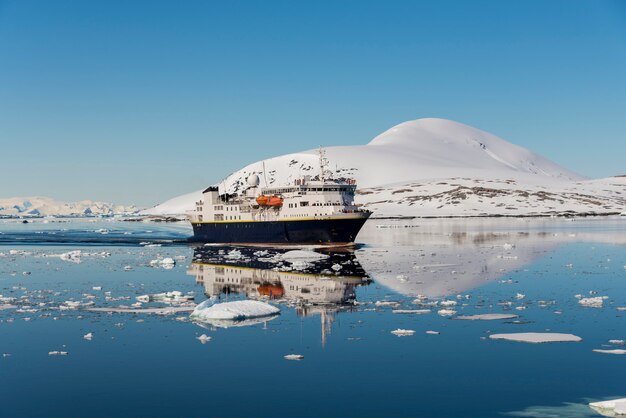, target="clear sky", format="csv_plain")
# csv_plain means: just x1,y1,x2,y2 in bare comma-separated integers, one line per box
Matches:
1,0,625,207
